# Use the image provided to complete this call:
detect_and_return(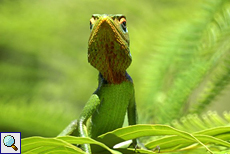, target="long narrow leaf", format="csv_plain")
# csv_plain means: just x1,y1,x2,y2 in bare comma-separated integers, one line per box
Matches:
56,136,122,154
98,124,213,153
22,136,85,154
22,136,123,154
145,134,230,152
